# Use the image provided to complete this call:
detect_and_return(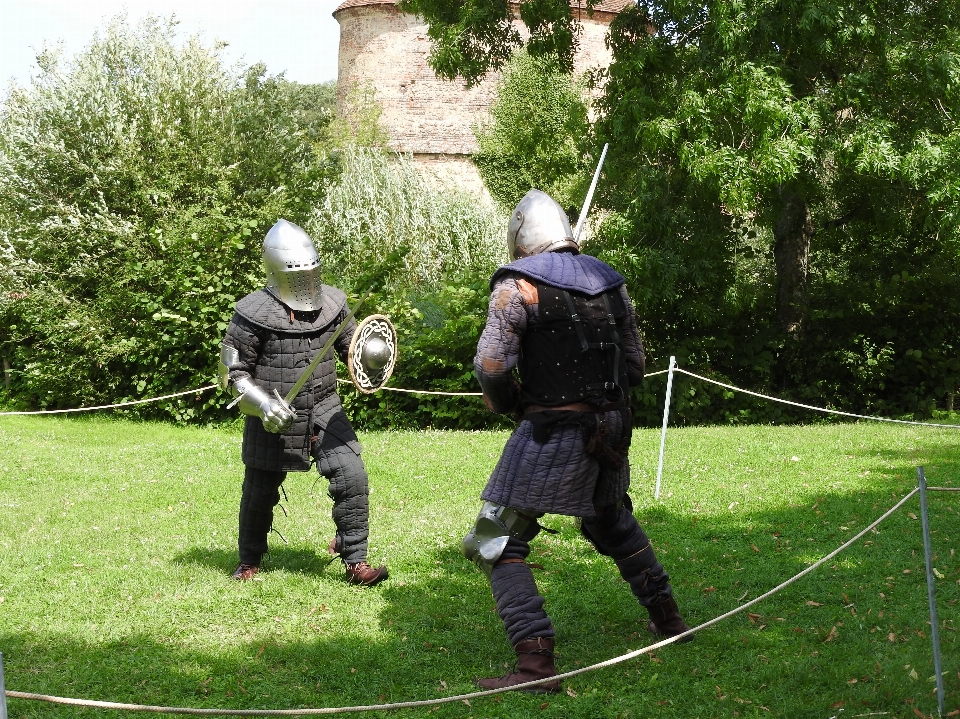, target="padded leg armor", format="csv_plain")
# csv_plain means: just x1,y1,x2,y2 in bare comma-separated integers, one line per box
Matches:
463,503,555,645
580,494,673,607
314,441,370,565
238,466,287,566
